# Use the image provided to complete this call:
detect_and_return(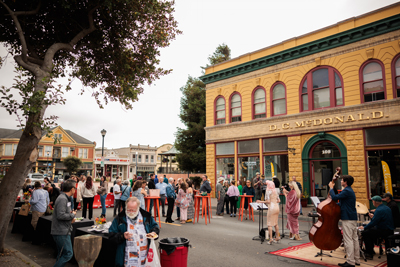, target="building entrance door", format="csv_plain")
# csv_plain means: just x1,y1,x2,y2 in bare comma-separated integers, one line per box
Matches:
309,140,342,199
311,160,341,199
